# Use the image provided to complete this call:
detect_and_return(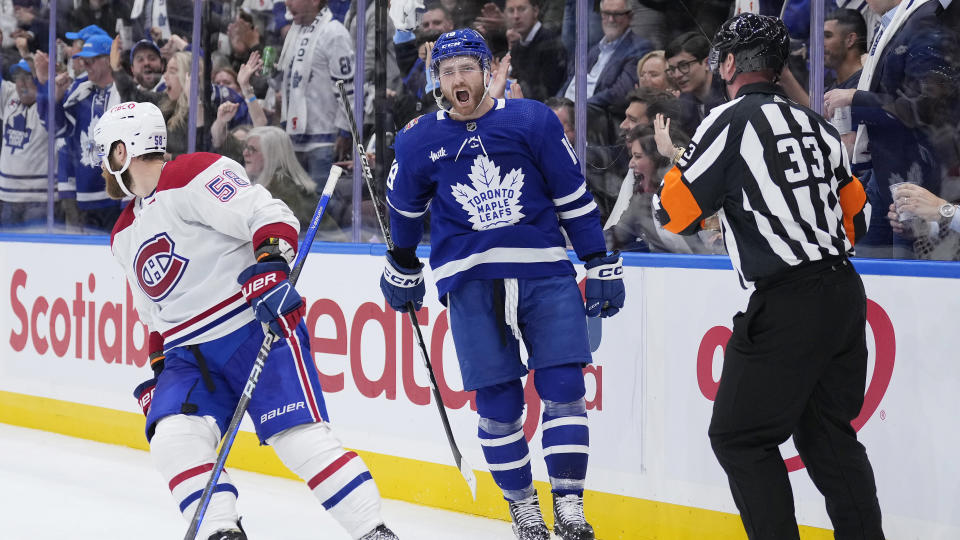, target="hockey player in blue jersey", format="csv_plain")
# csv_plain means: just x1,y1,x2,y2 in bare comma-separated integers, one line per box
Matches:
379,28,625,540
